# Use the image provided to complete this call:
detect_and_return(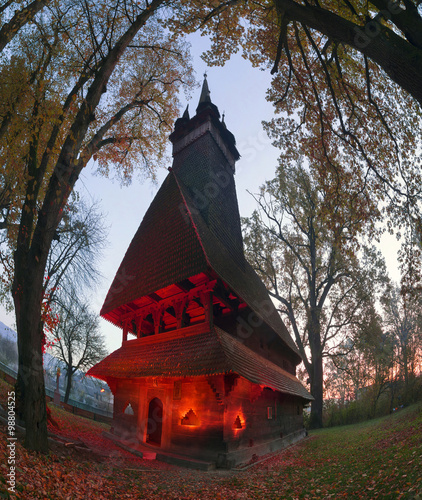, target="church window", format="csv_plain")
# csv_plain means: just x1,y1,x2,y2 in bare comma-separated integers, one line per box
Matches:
181,409,199,426
233,415,242,429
